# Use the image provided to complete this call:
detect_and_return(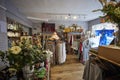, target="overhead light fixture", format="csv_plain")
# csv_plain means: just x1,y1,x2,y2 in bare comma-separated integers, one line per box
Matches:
27,16,49,21
65,16,68,19
64,14,79,20
73,16,77,19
